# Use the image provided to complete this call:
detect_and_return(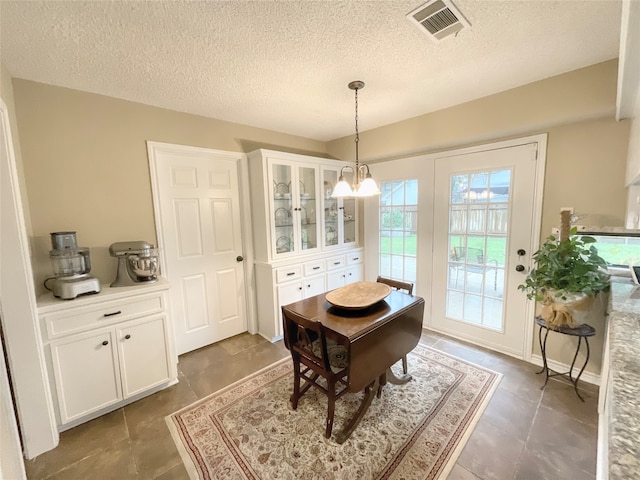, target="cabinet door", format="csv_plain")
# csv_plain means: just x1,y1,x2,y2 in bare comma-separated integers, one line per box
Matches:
297,164,320,254
304,274,326,298
327,269,347,291
271,160,295,258
117,316,171,398
345,264,364,285
277,281,304,337
322,168,340,248
50,330,121,424
322,167,358,248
